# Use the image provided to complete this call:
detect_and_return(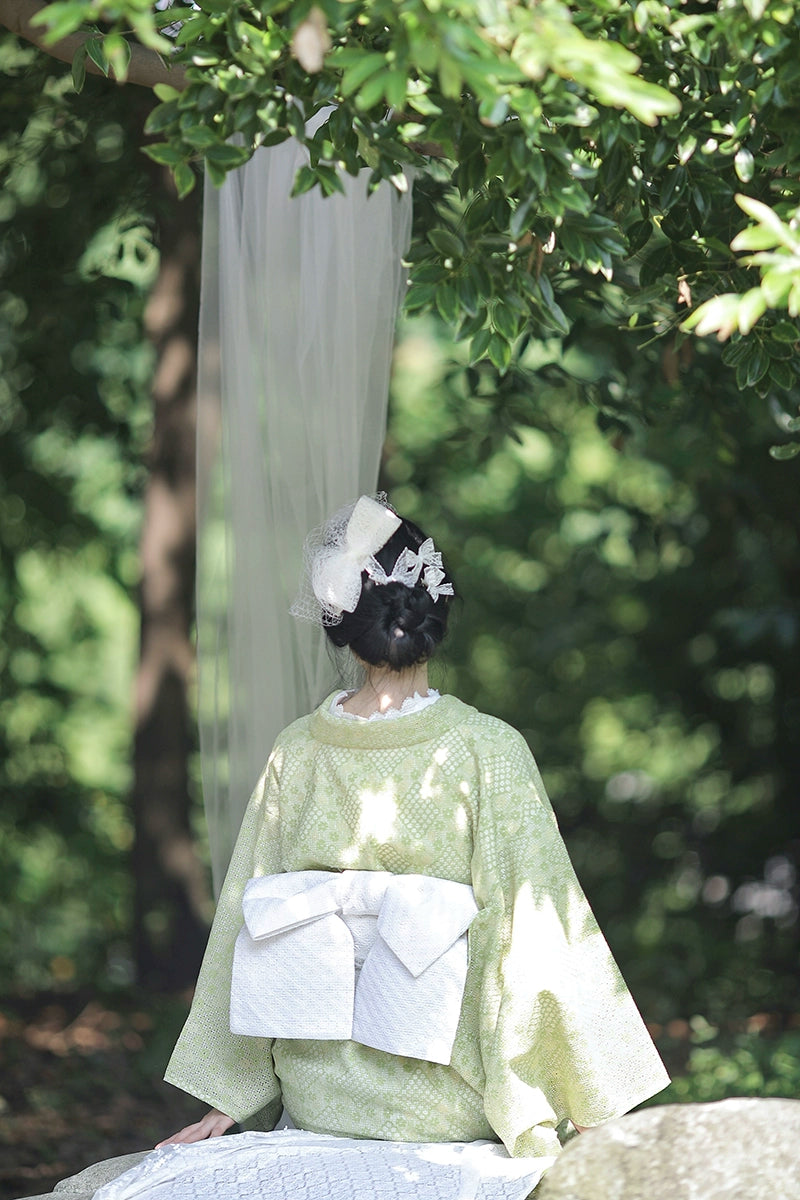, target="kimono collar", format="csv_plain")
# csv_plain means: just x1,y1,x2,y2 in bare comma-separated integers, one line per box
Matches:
309,692,469,749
